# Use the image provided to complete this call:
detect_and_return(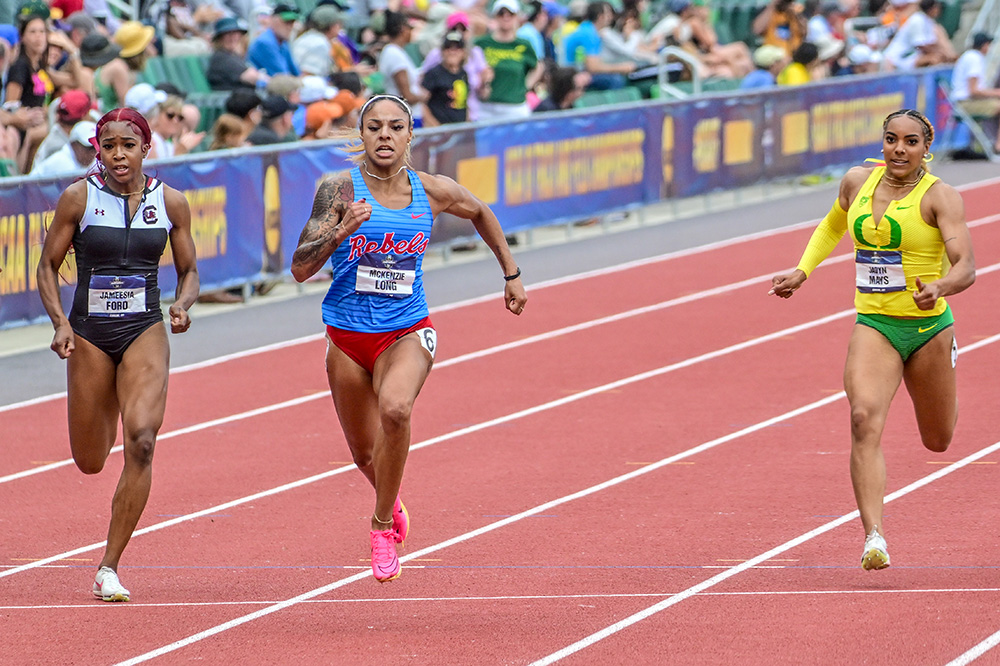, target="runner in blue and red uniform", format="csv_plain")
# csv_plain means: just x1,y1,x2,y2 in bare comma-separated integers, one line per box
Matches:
36,108,200,602
291,94,527,582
